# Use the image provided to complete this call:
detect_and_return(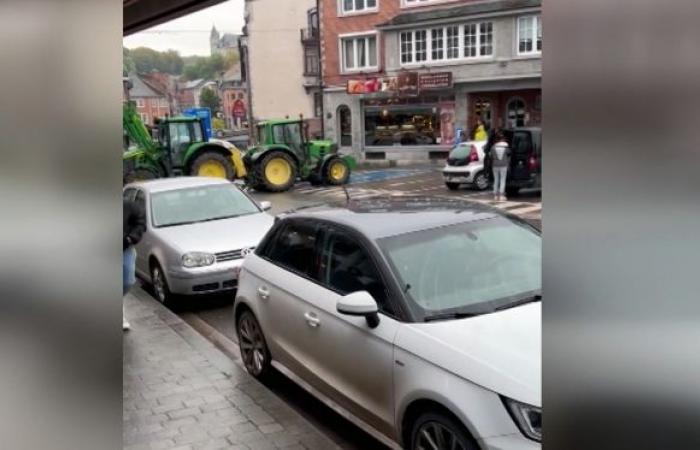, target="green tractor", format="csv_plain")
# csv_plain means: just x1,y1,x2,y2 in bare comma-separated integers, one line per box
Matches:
244,118,355,192
122,102,247,184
